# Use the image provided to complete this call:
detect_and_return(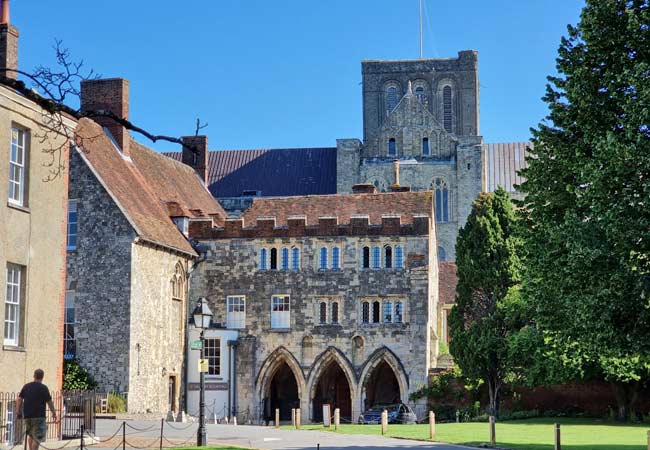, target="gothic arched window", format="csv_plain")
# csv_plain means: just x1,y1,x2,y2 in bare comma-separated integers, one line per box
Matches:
331,302,339,324
395,245,404,269
384,245,393,269
171,262,185,301
386,85,398,113
362,246,370,269
319,246,328,269
291,246,300,270
270,247,278,270
388,138,397,156
372,301,381,323
362,301,370,324
438,246,447,262
415,86,425,101
259,248,268,271
332,246,340,269
319,302,327,324
443,86,453,133
281,247,289,270
433,178,449,223
372,246,381,269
